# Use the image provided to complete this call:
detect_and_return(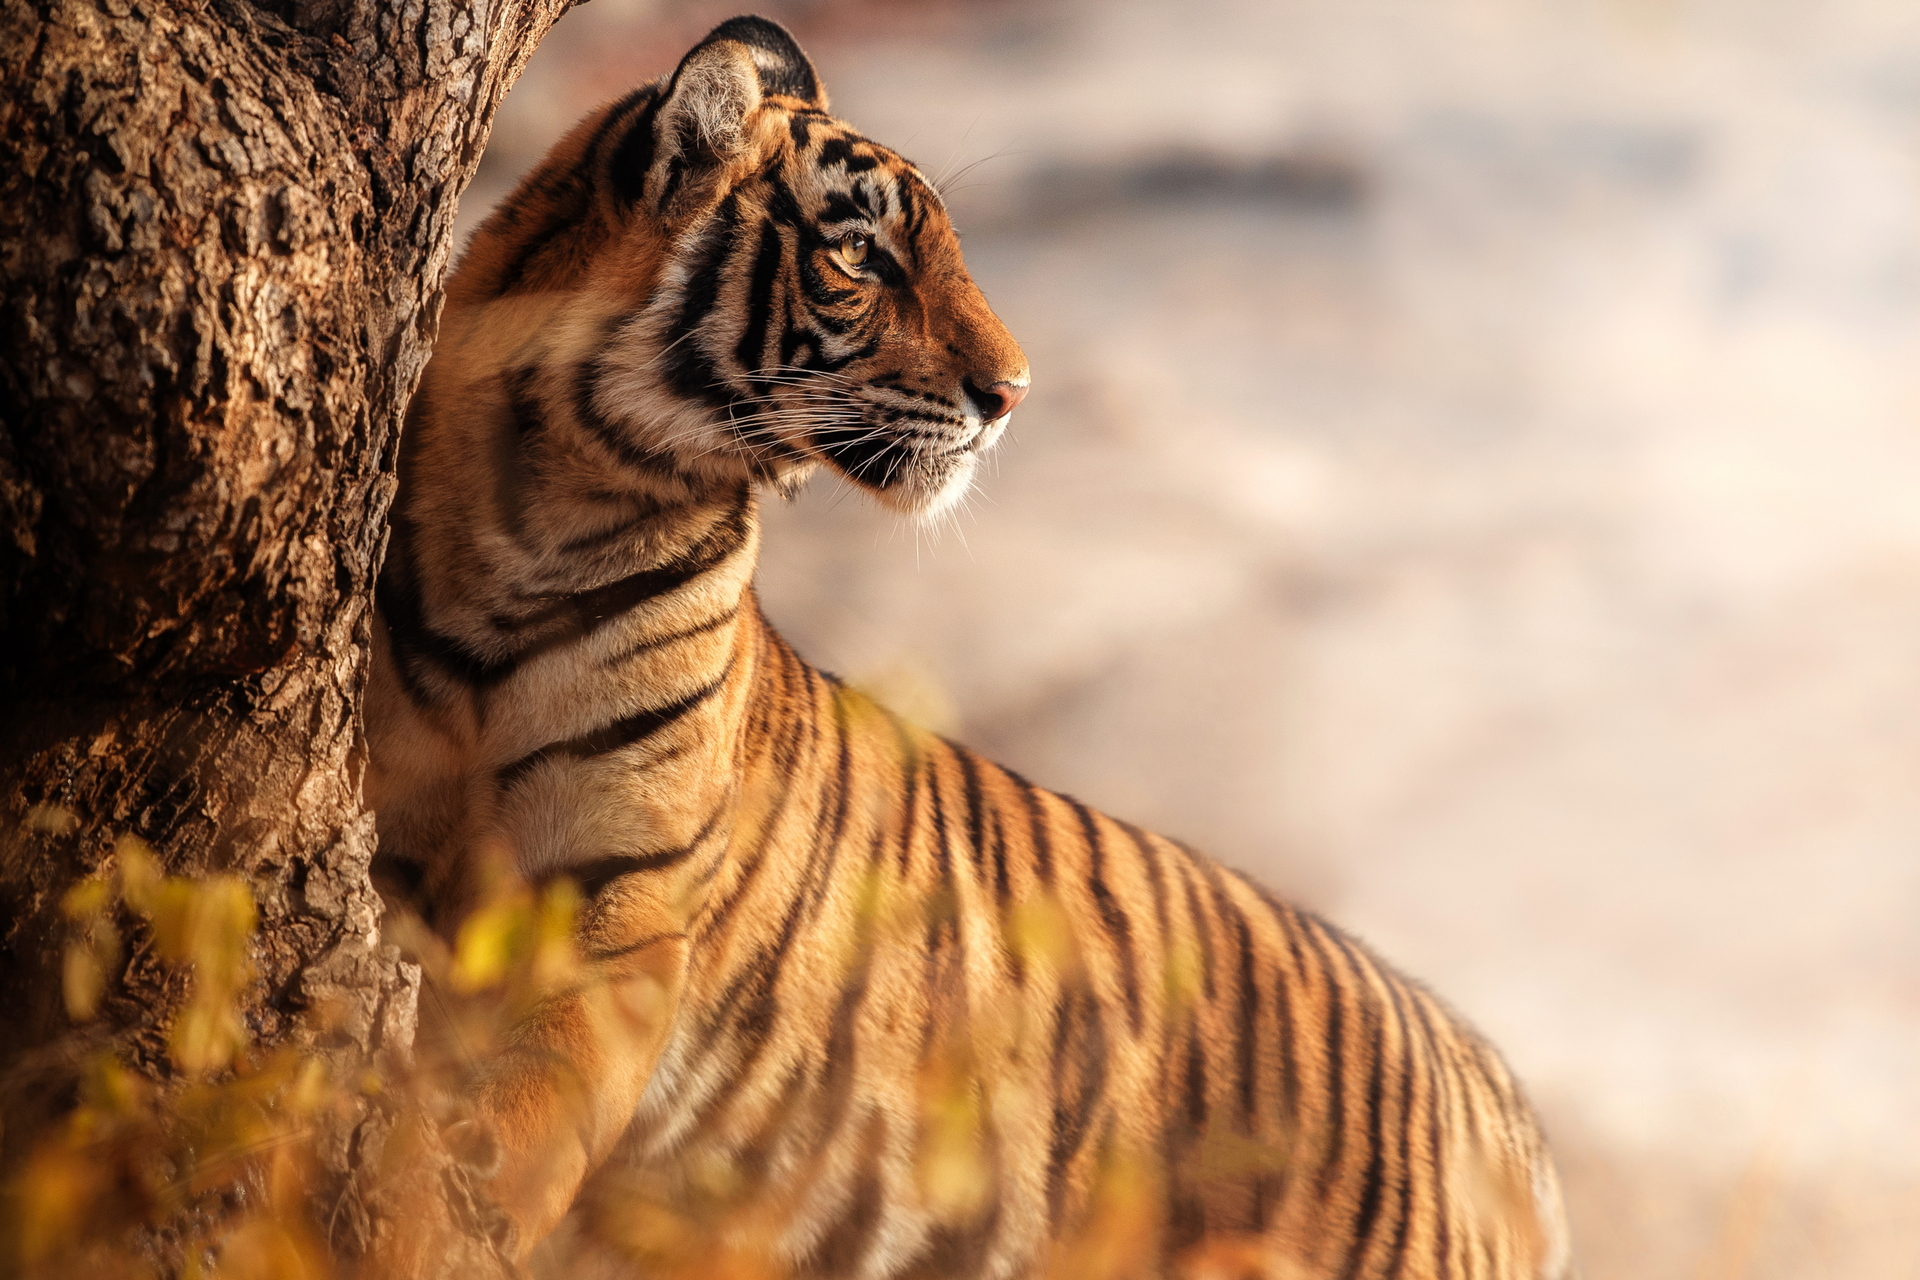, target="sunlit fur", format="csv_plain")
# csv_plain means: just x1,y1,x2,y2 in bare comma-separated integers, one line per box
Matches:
366,16,1573,1280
